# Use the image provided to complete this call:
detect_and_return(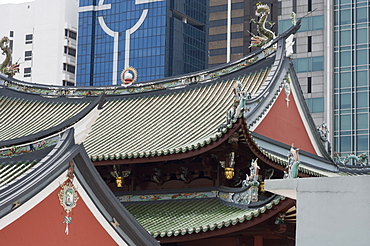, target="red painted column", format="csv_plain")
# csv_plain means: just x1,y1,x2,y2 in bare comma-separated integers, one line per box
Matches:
254,236,264,246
